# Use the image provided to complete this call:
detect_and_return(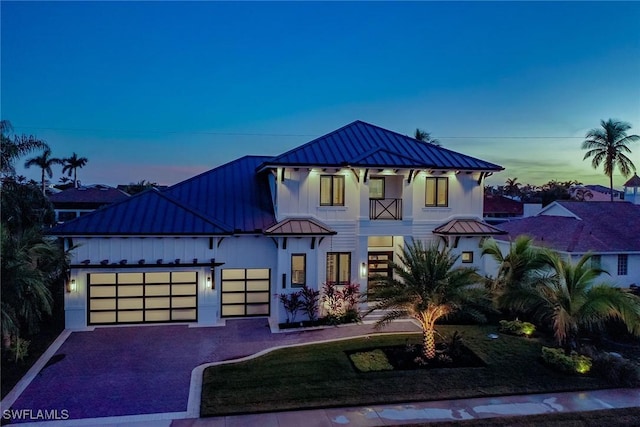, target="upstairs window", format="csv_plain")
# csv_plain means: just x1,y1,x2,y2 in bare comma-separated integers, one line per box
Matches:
618,254,628,276
425,177,448,207
590,255,602,270
369,178,385,199
326,252,351,285
320,175,345,206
